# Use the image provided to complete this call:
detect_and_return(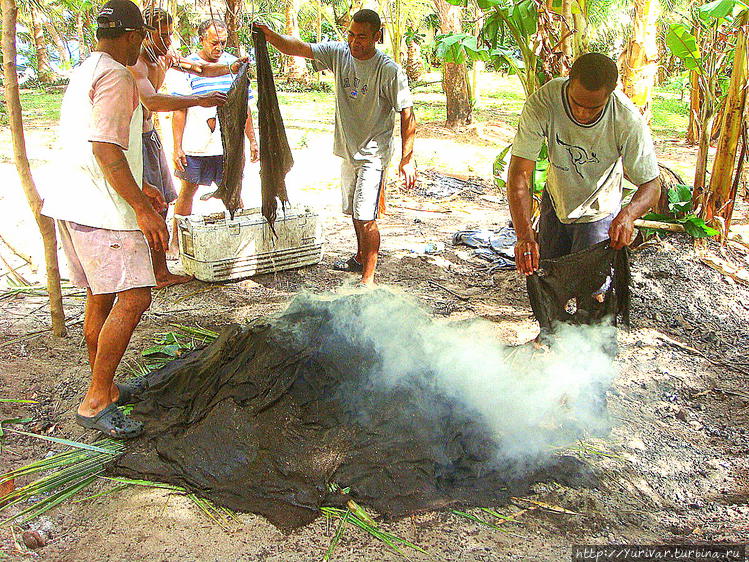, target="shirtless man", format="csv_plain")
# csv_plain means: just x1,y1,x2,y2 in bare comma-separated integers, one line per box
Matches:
128,7,248,287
